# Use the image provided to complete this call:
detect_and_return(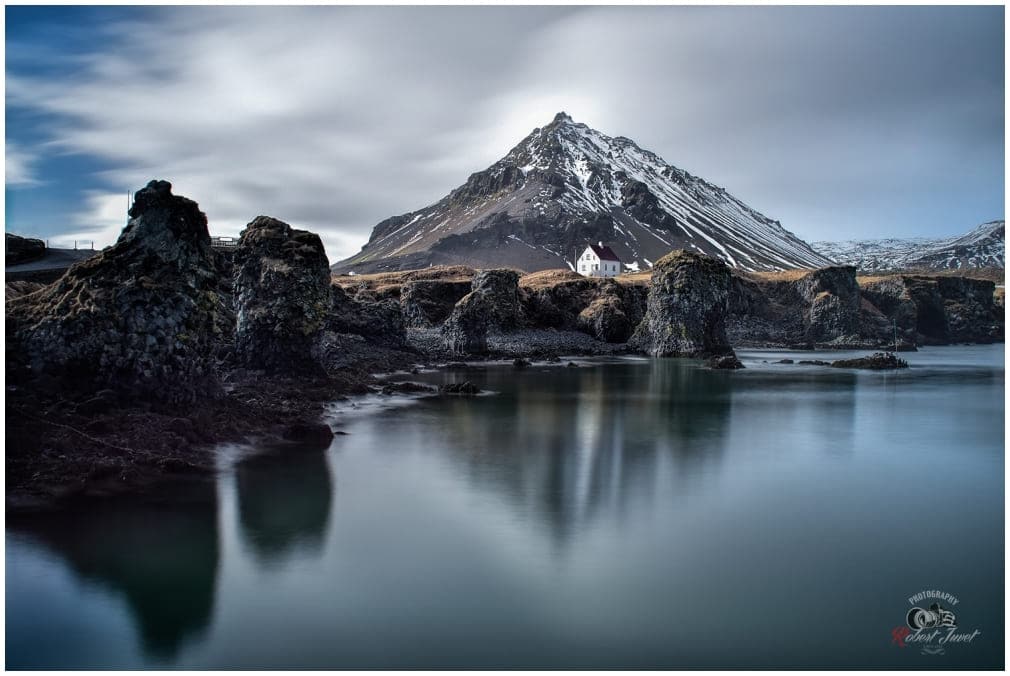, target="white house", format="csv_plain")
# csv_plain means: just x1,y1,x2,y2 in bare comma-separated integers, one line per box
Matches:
576,243,622,278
